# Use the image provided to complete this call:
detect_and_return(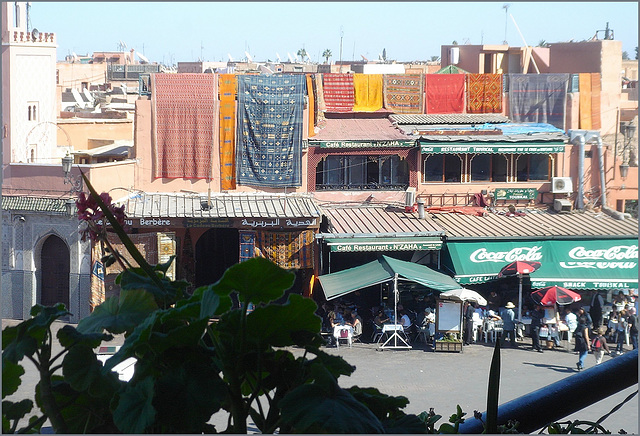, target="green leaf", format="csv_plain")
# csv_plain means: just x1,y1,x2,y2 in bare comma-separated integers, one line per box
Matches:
76,289,158,335
486,339,501,434
439,422,456,433
152,356,226,433
2,399,33,421
57,325,112,348
245,294,321,347
2,324,38,364
112,377,156,434
2,359,25,397
118,267,188,307
382,413,429,434
211,257,294,305
279,383,385,433
346,386,409,420
198,285,232,318
62,345,102,392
